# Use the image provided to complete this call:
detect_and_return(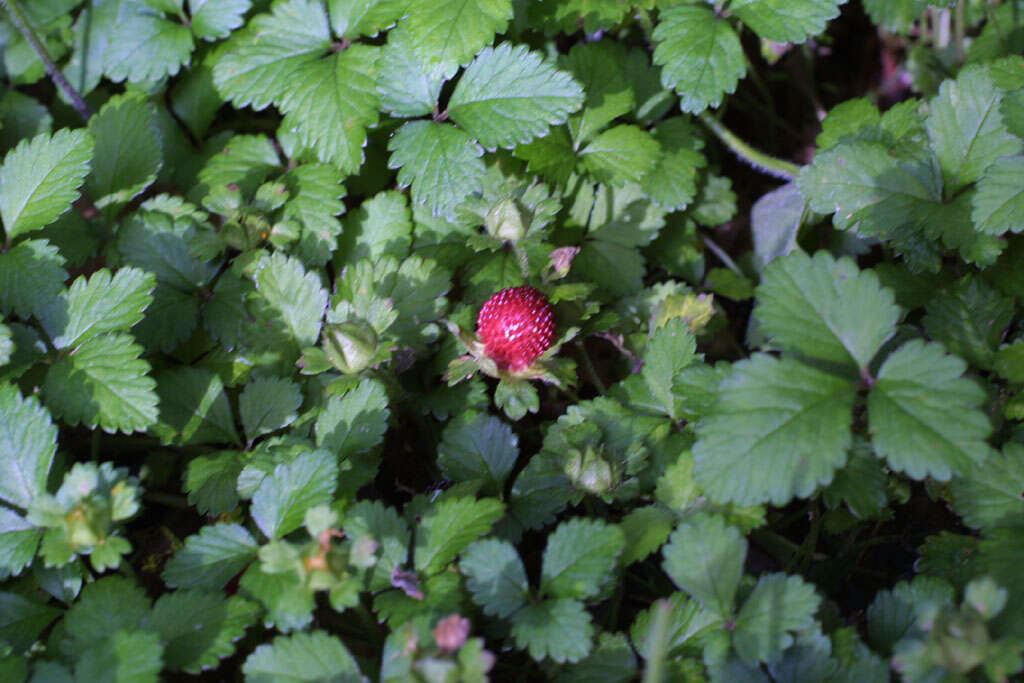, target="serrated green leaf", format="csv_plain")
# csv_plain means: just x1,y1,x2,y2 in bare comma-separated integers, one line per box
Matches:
56,576,151,657
343,500,409,591
541,518,624,600
756,250,900,370
278,46,380,173
315,377,390,458
185,452,242,515
642,318,698,419
153,367,239,446
118,212,218,291
251,449,337,539
328,0,405,39
972,155,1024,235
403,0,512,77
414,497,504,576
641,117,706,211
449,42,583,150
281,163,347,265
653,5,745,113
337,190,411,263
375,25,446,118
630,592,721,661
861,0,929,33
926,64,1022,194
733,573,821,664
240,562,314,632
580,125,660,186
662,514,745,618
43,334,158,434
797,141,941,237
732,0,843,43
213,0,330,110
162,523,258,589
951,443,1024,529
619,506,675,566
0,324,10,367
821,440,889,519
104,0,193,83
461,537,529,618
437,413,518,496
252,252,327,348
86,94,162,211
0,592,62,653
42,267,156,350
0,507,41,577
189,0,251,40
239,376,301,442
147,589,259,673
560,41,634,145
388,121,485,220
75,629,164,682
868,339,993,481
694,355,856,506
0,384,57,510
243,630,362,682
554,631,637,683
0,129,93,241
511,598,593,663
922,277,1013,370
0,238,67,320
